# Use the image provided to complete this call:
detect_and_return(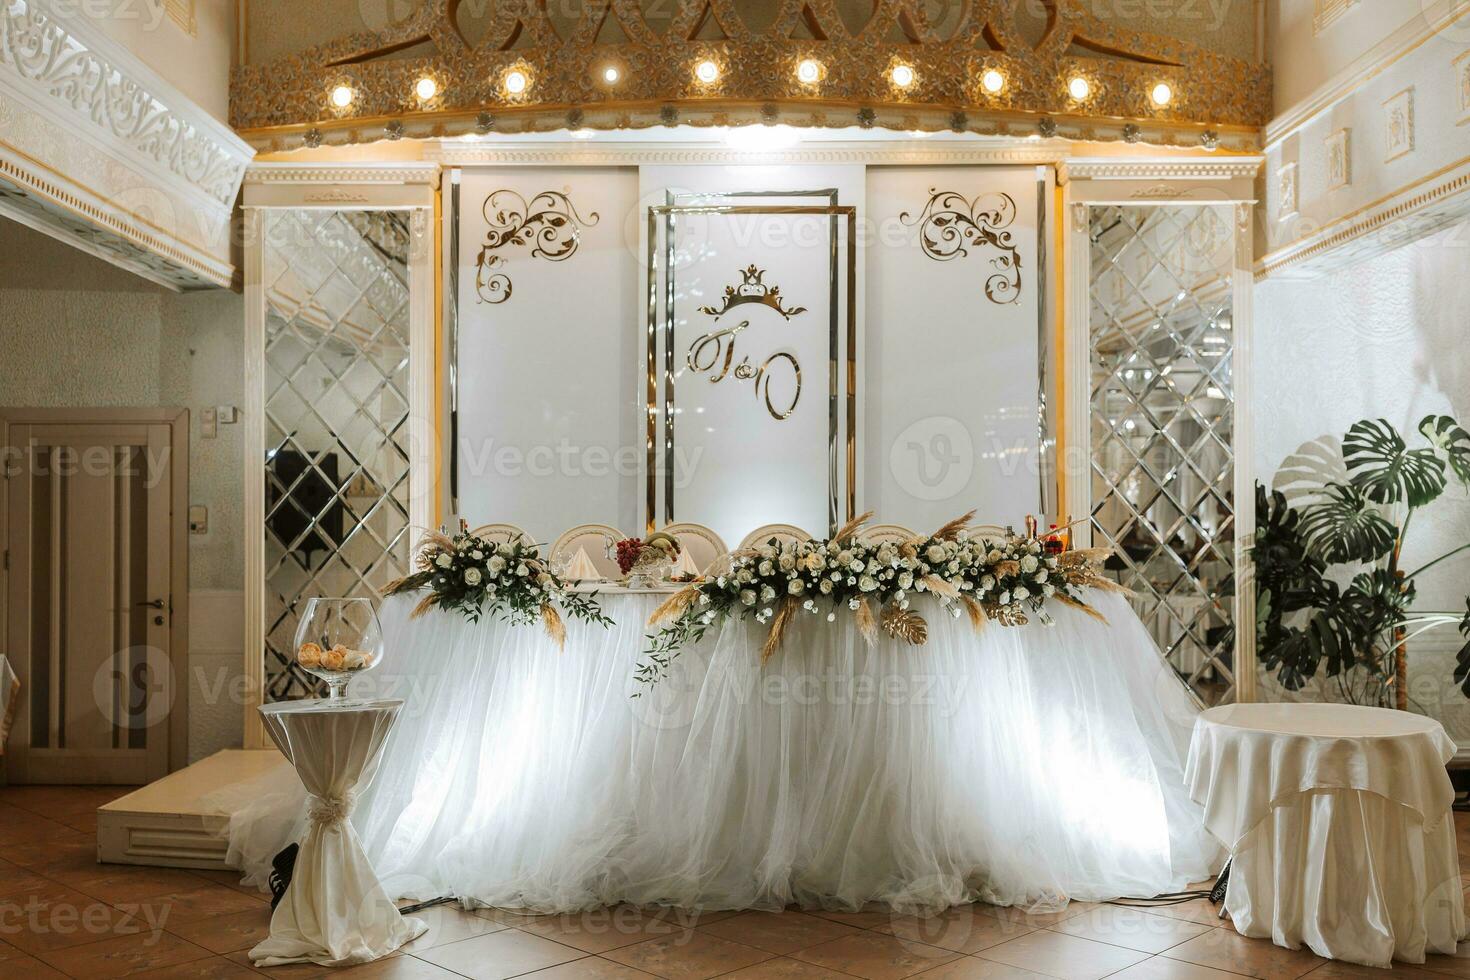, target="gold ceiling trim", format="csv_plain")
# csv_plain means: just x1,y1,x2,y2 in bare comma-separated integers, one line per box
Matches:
230,0,1269,150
